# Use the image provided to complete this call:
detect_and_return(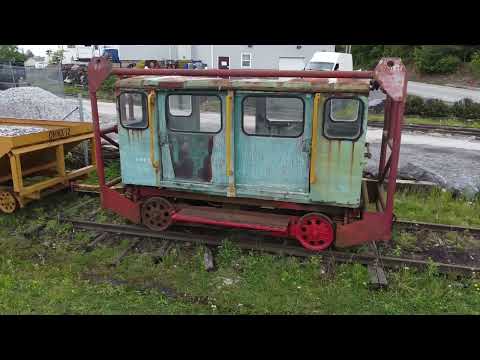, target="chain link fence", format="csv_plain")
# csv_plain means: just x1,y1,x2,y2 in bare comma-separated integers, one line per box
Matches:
0,63,64,97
